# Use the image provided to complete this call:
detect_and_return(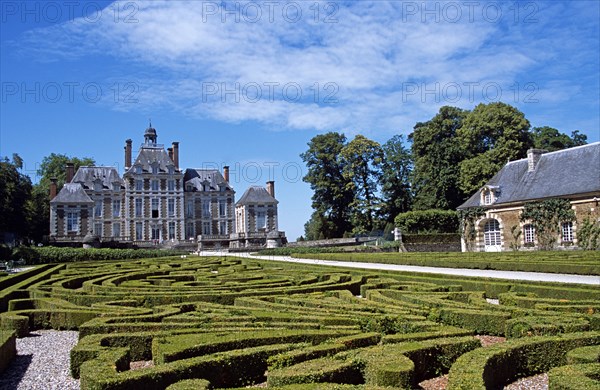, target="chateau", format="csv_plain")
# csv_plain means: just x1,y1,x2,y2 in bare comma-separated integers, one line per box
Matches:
458,142,600,252
49,125,286,249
